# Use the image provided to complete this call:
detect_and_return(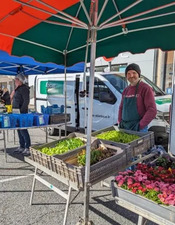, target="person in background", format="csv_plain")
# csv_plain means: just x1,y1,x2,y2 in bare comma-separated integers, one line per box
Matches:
13,74,31,156
166,82,173,95
1,88,11,105
0,87,3,97
0,87,3,102
118,63,157,132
